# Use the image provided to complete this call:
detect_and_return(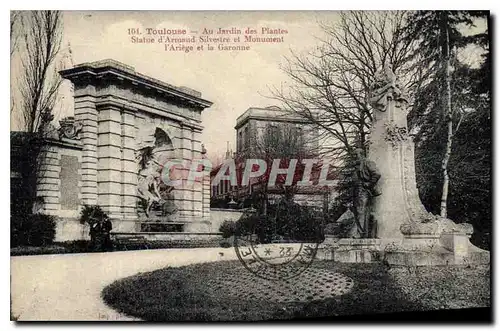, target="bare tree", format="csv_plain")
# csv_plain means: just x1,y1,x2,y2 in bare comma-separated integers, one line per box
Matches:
244,122,321,215
18,10,63,134
11,11,23,115
10,11,22,57
271,11,428,161
11,10,64,214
